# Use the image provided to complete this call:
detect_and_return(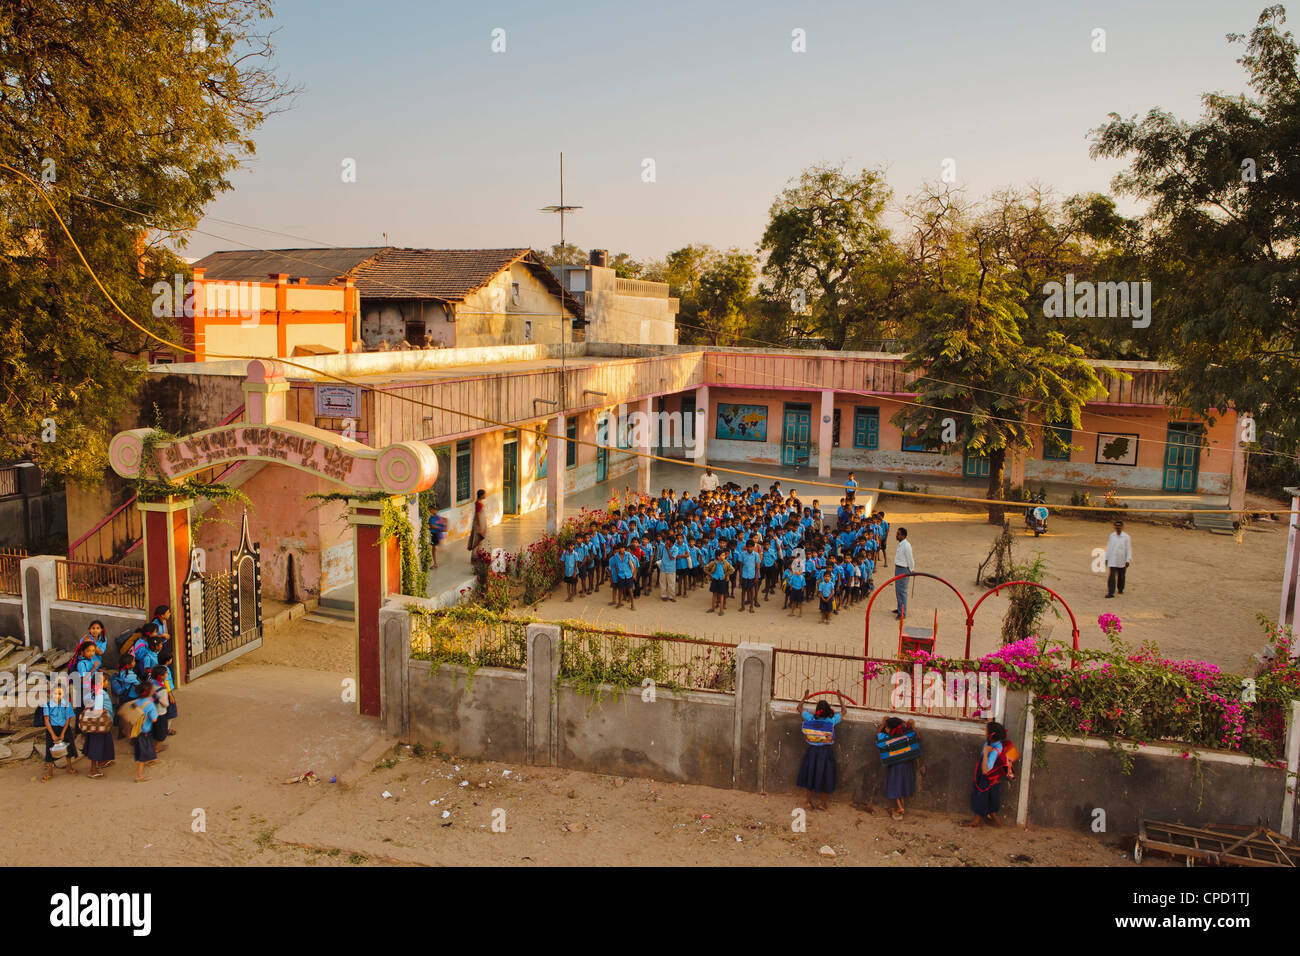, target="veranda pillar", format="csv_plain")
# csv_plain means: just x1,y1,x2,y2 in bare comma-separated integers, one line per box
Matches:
636,397,653,497
693,385,709,464
818,389,835,479
139,496,193,684
349,497,404,717
546,413,566,535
